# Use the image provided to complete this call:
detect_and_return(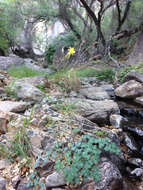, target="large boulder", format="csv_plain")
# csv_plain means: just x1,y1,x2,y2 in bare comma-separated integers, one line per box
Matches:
10,81,45,102
115,80,143,98
64,98,120,124
79,87,110,100
0,56,24,71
